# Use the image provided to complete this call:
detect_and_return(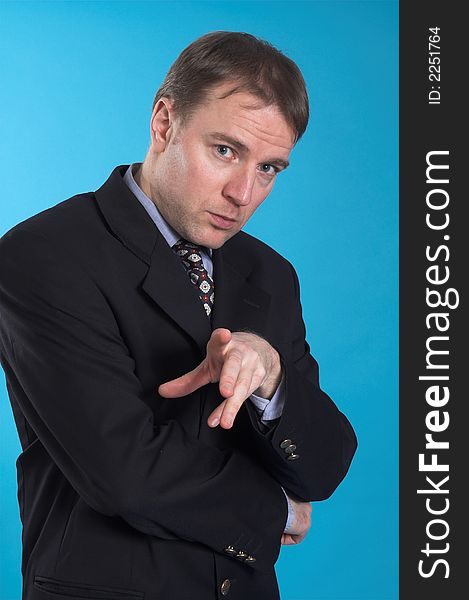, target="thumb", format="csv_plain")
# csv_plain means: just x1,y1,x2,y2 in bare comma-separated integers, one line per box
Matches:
209,327,232,351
